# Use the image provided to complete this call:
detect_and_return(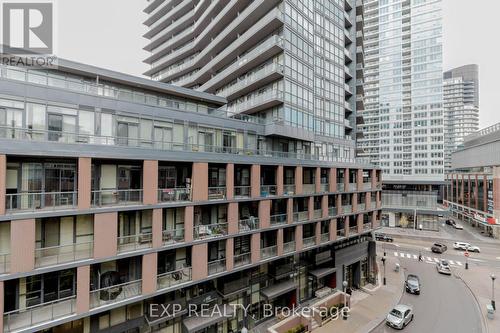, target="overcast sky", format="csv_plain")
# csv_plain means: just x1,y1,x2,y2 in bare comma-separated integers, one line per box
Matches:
57,0,497,128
